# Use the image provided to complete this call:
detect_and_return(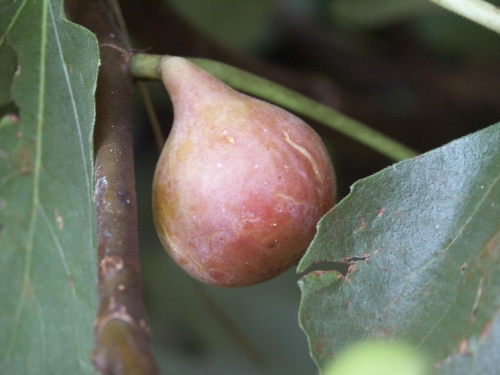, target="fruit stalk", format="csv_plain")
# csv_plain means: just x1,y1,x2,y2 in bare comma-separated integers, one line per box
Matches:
130,53,418,162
